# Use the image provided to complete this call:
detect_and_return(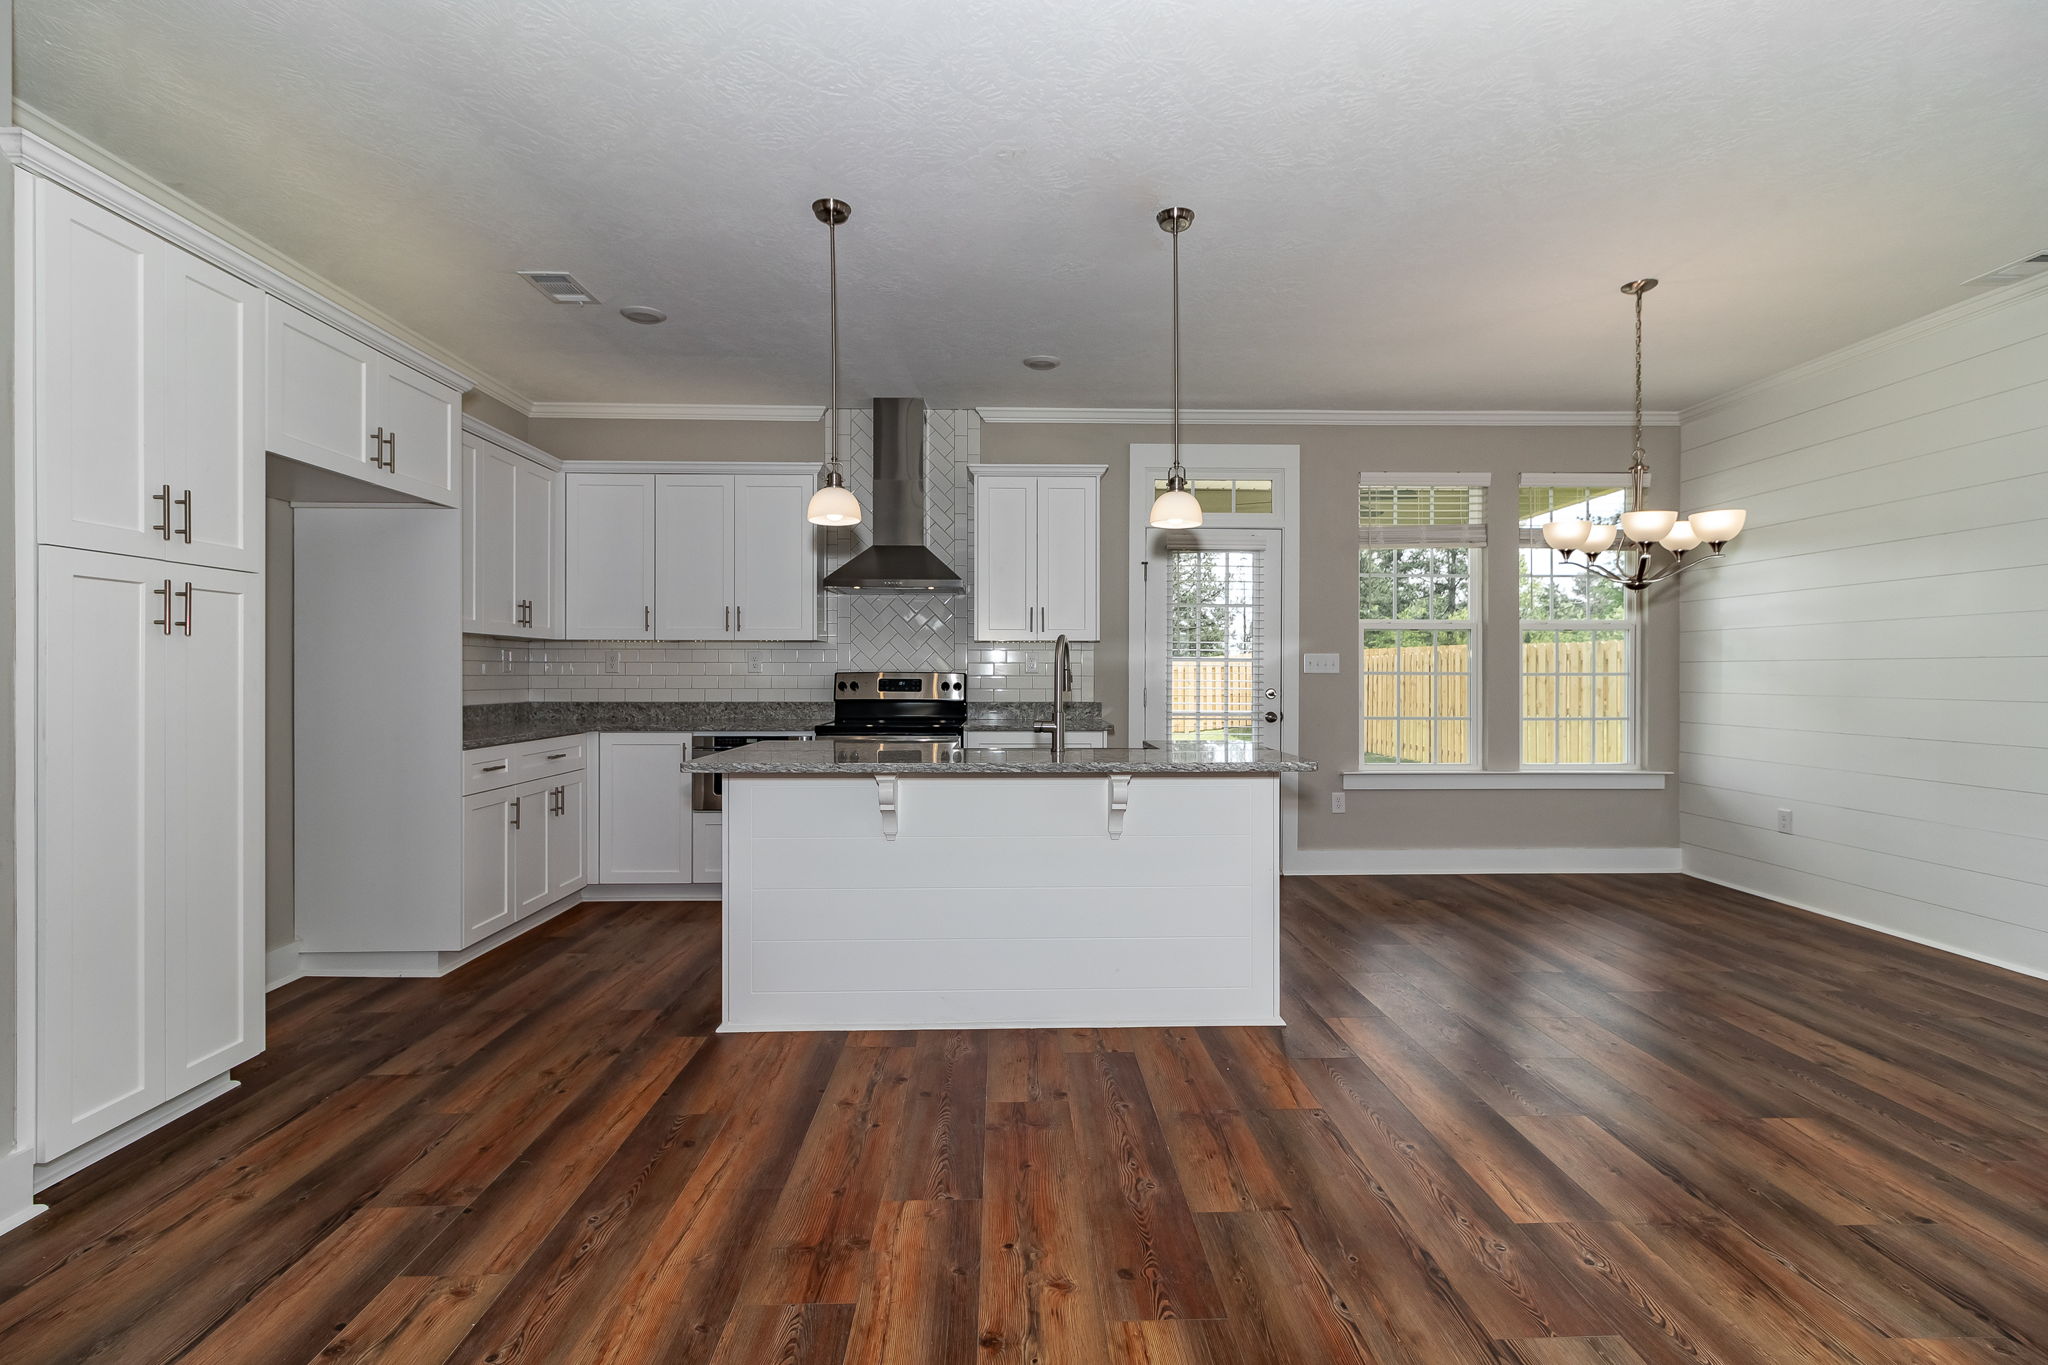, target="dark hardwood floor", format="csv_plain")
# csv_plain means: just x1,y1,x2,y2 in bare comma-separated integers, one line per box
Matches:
6,874,2048,1364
